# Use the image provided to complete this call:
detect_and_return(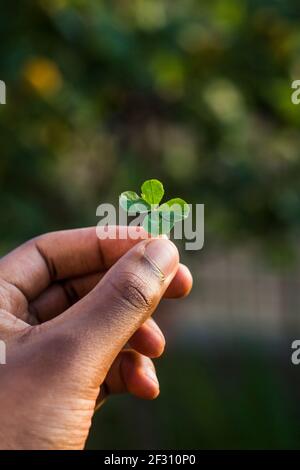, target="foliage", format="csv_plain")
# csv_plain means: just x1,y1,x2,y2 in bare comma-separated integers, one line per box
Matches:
120,179,189,235
0,0,300,262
